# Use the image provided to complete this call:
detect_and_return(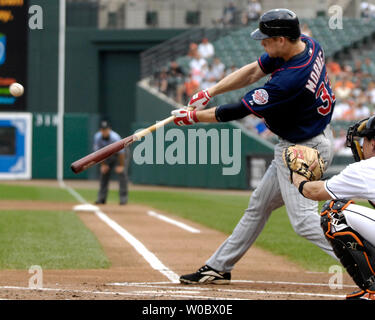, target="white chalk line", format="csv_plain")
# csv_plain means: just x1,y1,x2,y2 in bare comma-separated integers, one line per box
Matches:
0,286,240,300
109,279,357,289
147,210,200,233
0,283,346,299
60,180,86,204
105,282,347,299
233,280,357,288
62,182,179,283
94,210,179,283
